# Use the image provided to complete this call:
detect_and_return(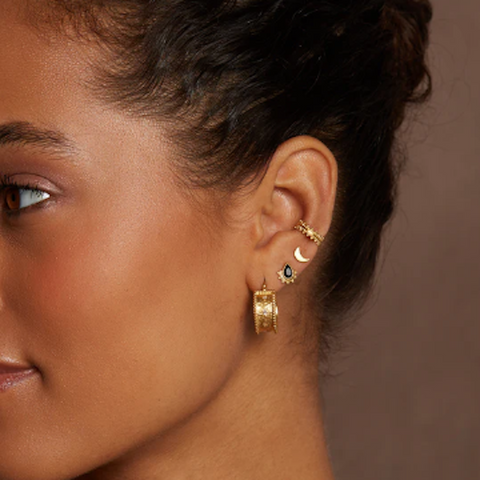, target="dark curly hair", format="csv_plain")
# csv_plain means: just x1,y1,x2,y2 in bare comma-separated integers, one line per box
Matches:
34,0,433,360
